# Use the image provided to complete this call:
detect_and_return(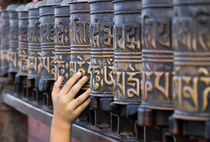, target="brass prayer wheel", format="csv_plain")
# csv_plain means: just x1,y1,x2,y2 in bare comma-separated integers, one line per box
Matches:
69,1,90,90
113,0,142,105
17,3,34,77
27,1,45,104
139,0,173,111
55,0,70,86
172,0,210,122
169,0,210,139
39,0,62,92
1,9,10,76
8,4,19,74
89,0,114,98
28,1,43,82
